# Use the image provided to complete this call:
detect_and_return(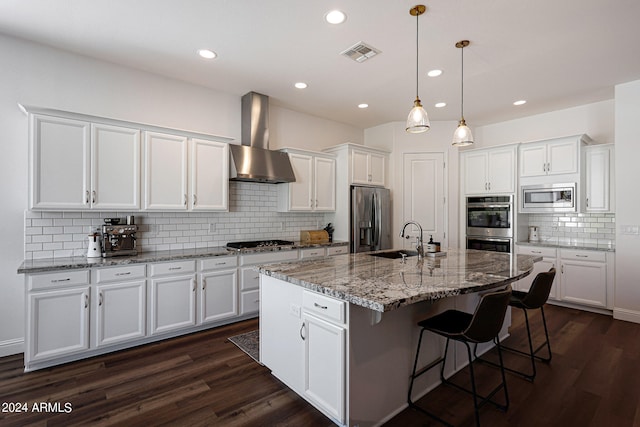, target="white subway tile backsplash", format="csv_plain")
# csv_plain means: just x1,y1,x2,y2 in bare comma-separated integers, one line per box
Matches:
527,212,615,245
24,182,330,259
